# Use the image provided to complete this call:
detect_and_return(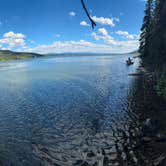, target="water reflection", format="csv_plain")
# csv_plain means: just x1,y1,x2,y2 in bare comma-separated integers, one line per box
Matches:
0,55,141,165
